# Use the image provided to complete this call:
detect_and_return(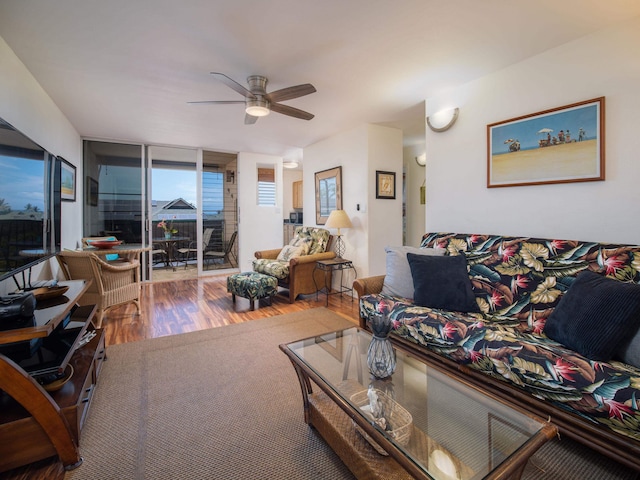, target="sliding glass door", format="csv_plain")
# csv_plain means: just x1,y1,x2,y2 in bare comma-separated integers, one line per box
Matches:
84,141,239,281
147,146,198,281
202,151,238,273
